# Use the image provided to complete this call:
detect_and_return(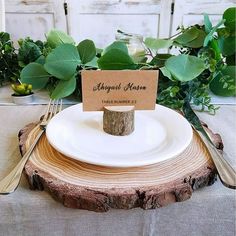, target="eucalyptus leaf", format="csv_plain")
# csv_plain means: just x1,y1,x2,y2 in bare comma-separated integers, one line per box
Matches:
204,14,212,33
217,27,231,38
51,74,77,99
165,55,206,81
226,54,235,65
160,67,173,81
223,7,236,31
150,54,172,67
210,39,221,61
203,34,213,47
77,39,96,64
218,36,236,56
18,41,42,66
102,41,129,55
144,38,172,50
204,19,225,46
85,56,98,68
97,49,136,70
20,63,50,89
175,27,206,48
44,44,81,80
35,55,45,65
46,29,75,49
209,66,236,96
174,27,198,45
186,30,206,48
